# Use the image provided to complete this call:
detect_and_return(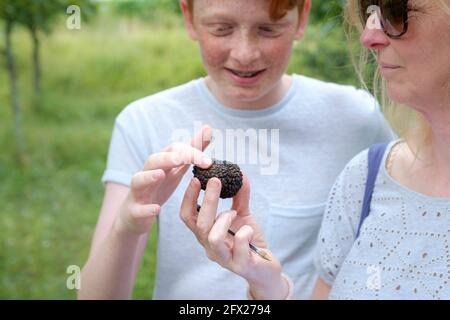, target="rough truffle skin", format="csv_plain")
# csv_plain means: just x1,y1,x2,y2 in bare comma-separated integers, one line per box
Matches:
192,159,243,199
